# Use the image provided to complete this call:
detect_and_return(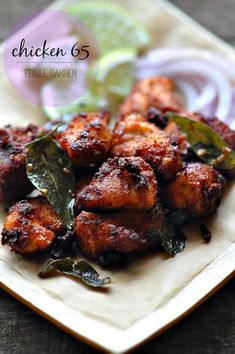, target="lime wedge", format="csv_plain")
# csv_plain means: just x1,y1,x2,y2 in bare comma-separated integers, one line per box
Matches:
42,89,108,121
67,2,151,54
88,48,136,97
